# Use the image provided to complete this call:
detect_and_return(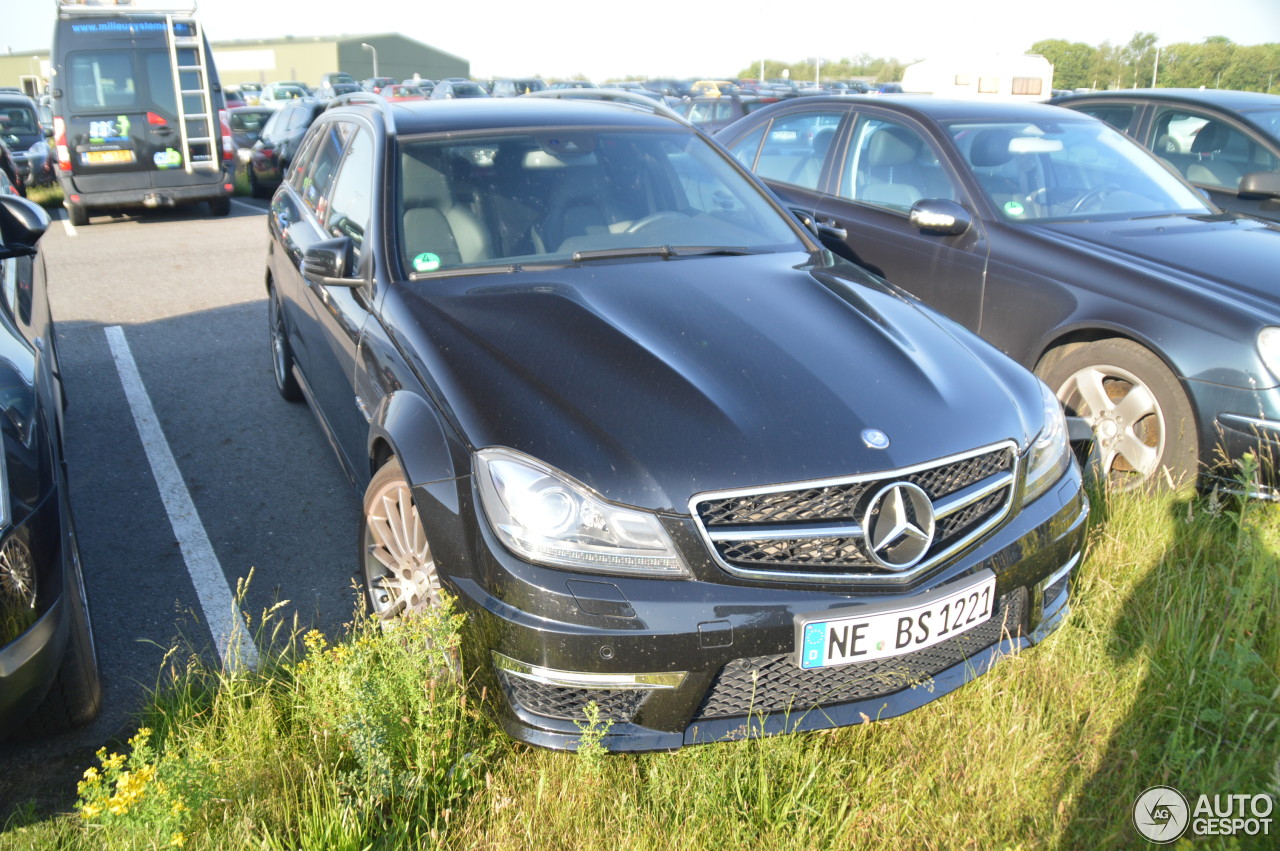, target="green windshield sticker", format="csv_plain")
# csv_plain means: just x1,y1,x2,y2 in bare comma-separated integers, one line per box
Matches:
413,252,441,272
1003,200,1025,217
